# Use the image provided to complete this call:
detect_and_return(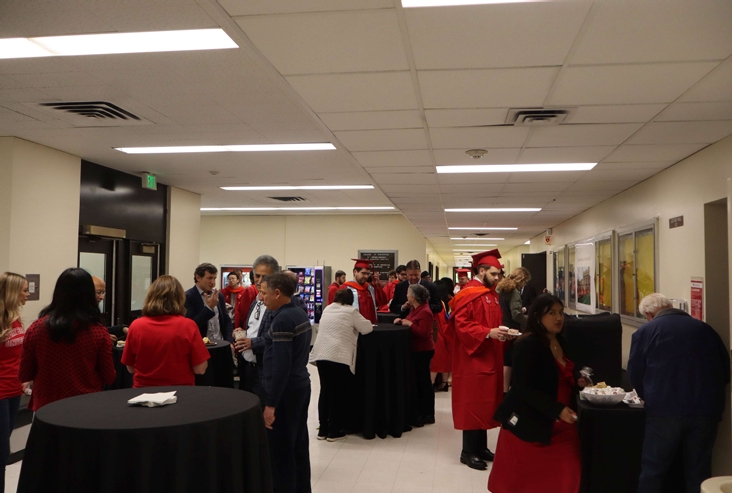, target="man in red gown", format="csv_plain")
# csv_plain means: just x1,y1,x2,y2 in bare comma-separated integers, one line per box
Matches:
453,268,470,294
339,259,386,324
234,281,259,329
326,270,346,306
449,249,514,470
